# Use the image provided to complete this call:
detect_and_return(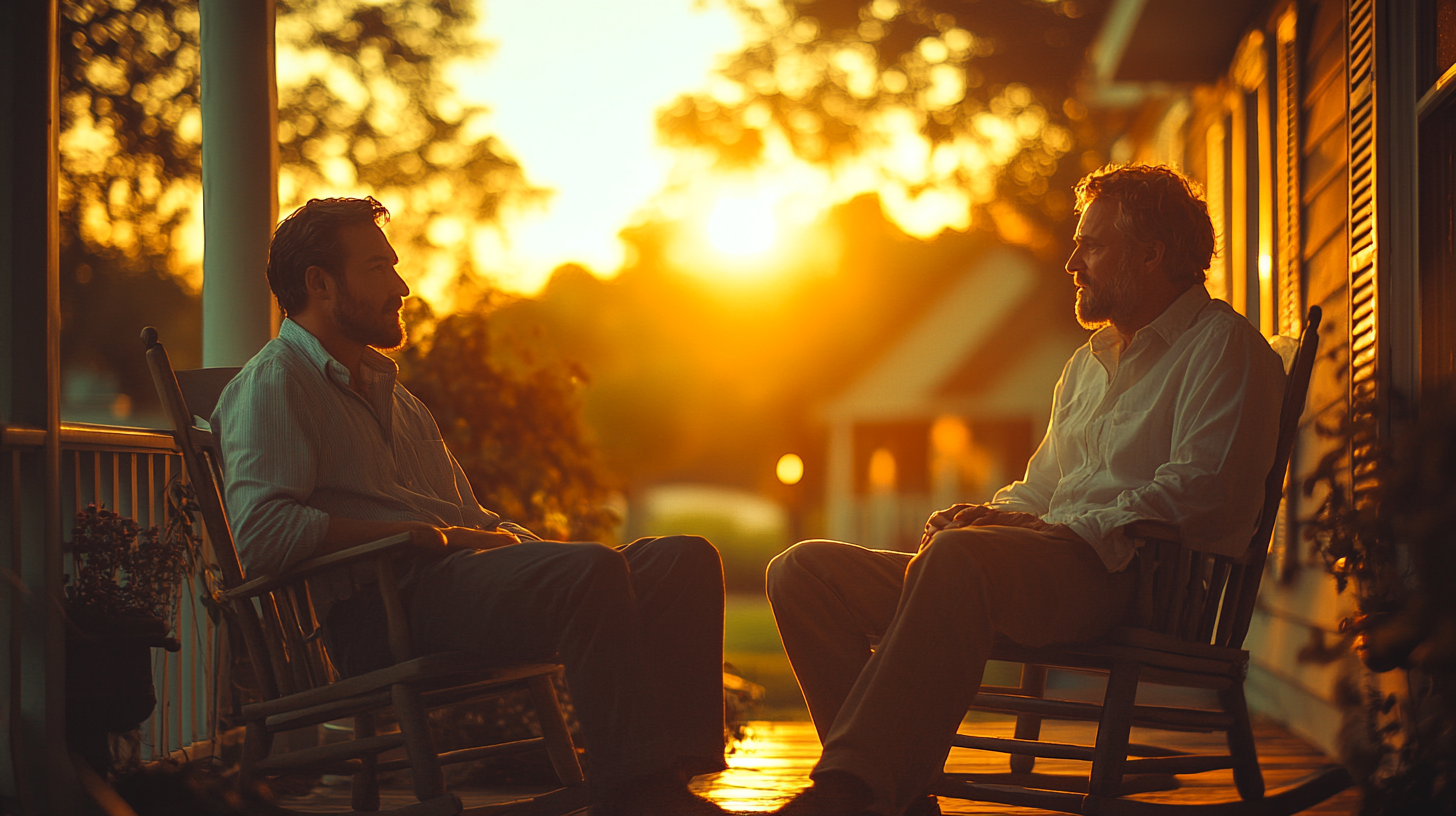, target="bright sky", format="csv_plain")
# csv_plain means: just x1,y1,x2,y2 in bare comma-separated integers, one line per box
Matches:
449,0,746,293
